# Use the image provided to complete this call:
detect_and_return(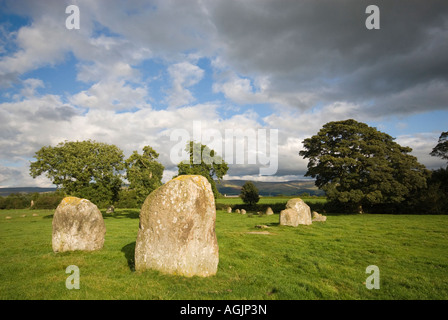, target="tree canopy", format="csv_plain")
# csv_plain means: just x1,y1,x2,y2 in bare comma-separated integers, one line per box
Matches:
240,181,260,207
430,131,448,164
30,140,125,206
176,141,229,198
125,146,164,205
299,119,429,213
